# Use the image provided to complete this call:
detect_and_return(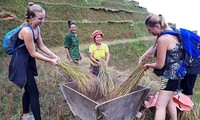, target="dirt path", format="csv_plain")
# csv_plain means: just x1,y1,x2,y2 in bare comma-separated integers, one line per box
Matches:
52,36,154,60
79,36,154,50
51,36,158,84
52,36,154,73
52,36,154,71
